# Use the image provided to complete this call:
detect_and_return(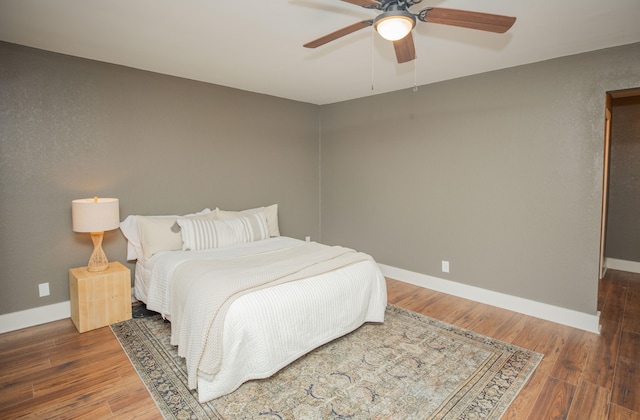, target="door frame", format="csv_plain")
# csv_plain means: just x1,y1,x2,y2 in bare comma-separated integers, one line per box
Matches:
598,94,612,279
